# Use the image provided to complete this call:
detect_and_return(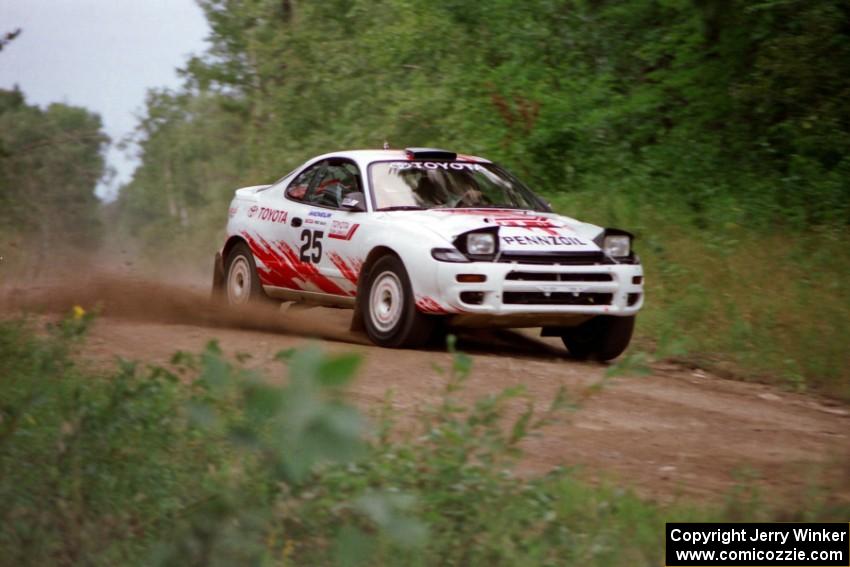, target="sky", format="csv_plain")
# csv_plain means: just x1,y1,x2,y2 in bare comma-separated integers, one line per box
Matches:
0,0,210,200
